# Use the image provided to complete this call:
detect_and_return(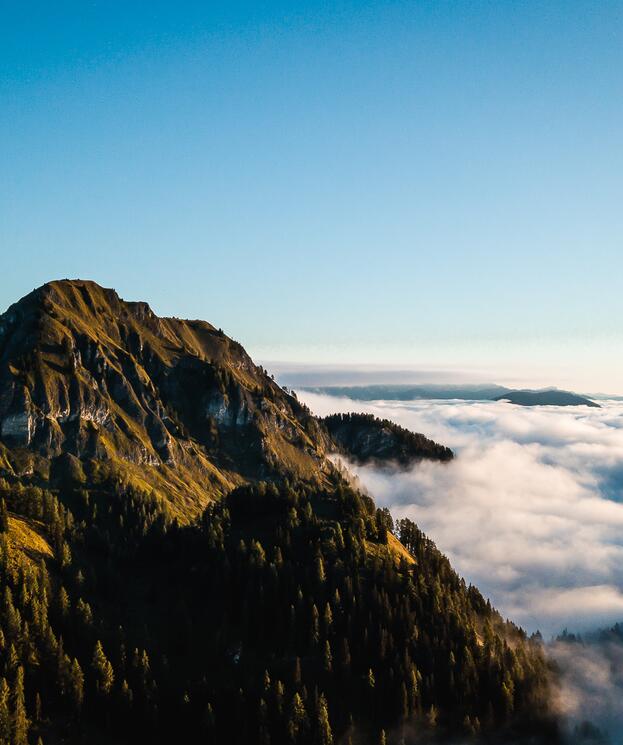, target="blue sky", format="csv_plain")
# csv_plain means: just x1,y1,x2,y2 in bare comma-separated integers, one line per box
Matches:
2,1,622,390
